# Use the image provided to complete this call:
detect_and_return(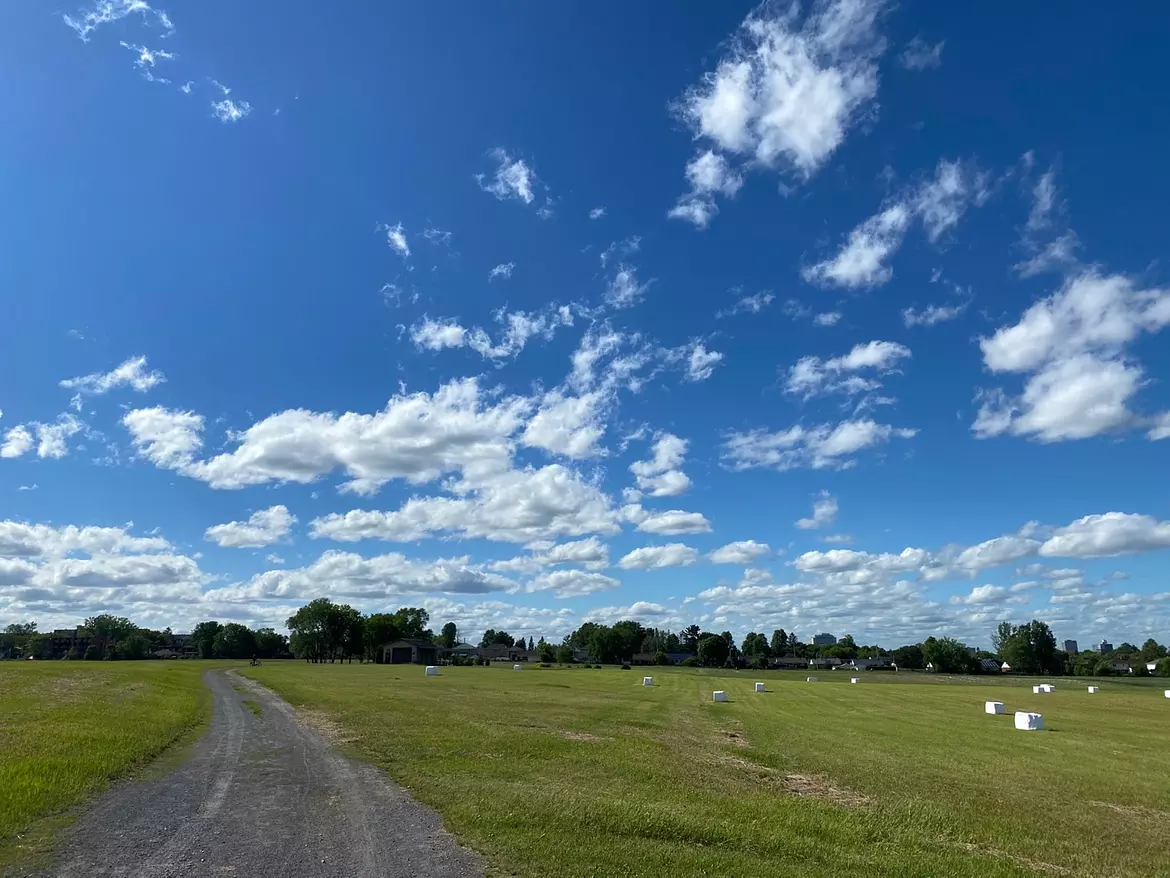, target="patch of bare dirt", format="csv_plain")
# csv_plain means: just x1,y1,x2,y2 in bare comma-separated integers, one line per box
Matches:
720,729,748,748
297,708,359,746
561,732,608,742
44,675,98,702
954,841,1072,875
718,756,870,807
1088,800,1170,819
